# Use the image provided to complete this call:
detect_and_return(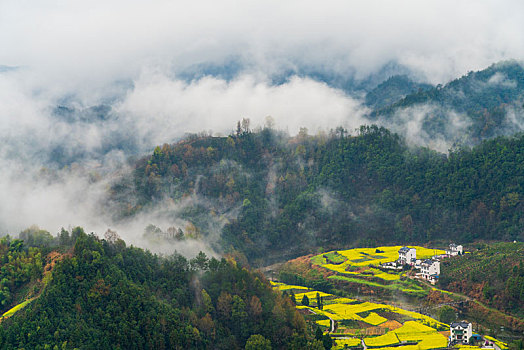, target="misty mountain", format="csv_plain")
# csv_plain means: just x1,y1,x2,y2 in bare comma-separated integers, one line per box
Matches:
44,105,140,167
369,60,524,145
29,60,524,173
177,58,419,96
364,74,433,110
110,126,523,265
